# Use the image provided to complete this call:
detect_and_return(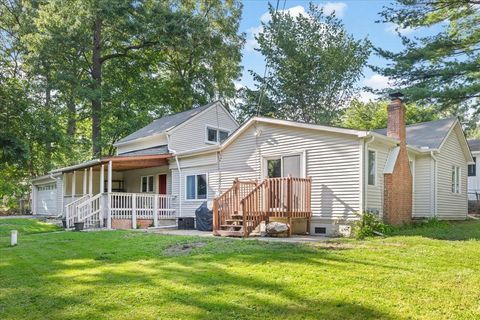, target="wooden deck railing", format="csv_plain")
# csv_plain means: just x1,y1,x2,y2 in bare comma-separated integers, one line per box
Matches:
212,179,258,234
241,177,312,236
213,176,312,237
